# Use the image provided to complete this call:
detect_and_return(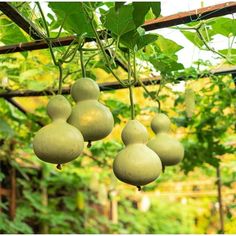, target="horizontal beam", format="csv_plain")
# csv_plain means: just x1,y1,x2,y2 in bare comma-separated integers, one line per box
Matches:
143,1,236,31
0,66,235,98
0,77,161,98
1,2,236,54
